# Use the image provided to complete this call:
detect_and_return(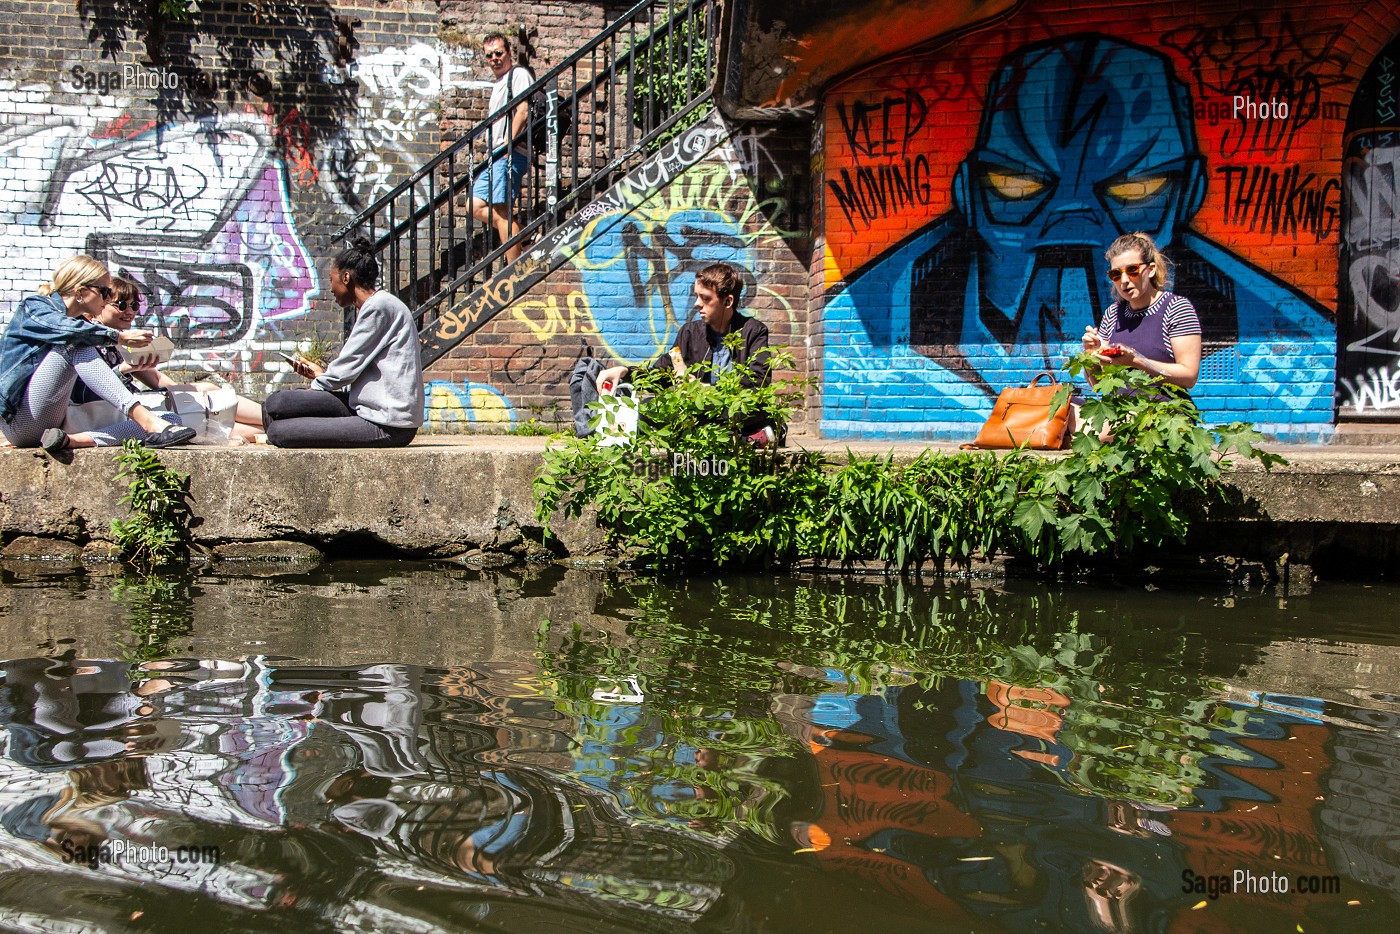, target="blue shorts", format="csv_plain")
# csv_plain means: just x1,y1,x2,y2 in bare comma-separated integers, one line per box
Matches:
471,150,529,204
